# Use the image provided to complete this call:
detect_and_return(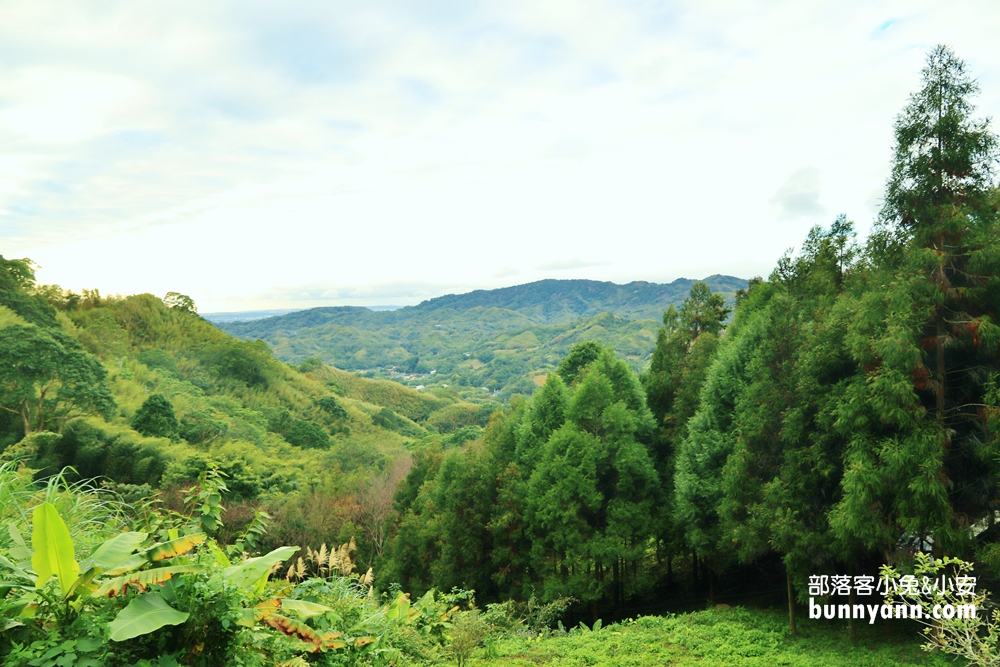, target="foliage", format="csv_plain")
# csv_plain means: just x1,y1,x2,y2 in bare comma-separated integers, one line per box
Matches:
131,394,180,440
216,277,745,397
384,341,659,611
0,256,58,328
881,554,1000,665
828,45,1000,556
473,607,949,666
0,325,115,435
1,475,481,667
163,293,197,315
